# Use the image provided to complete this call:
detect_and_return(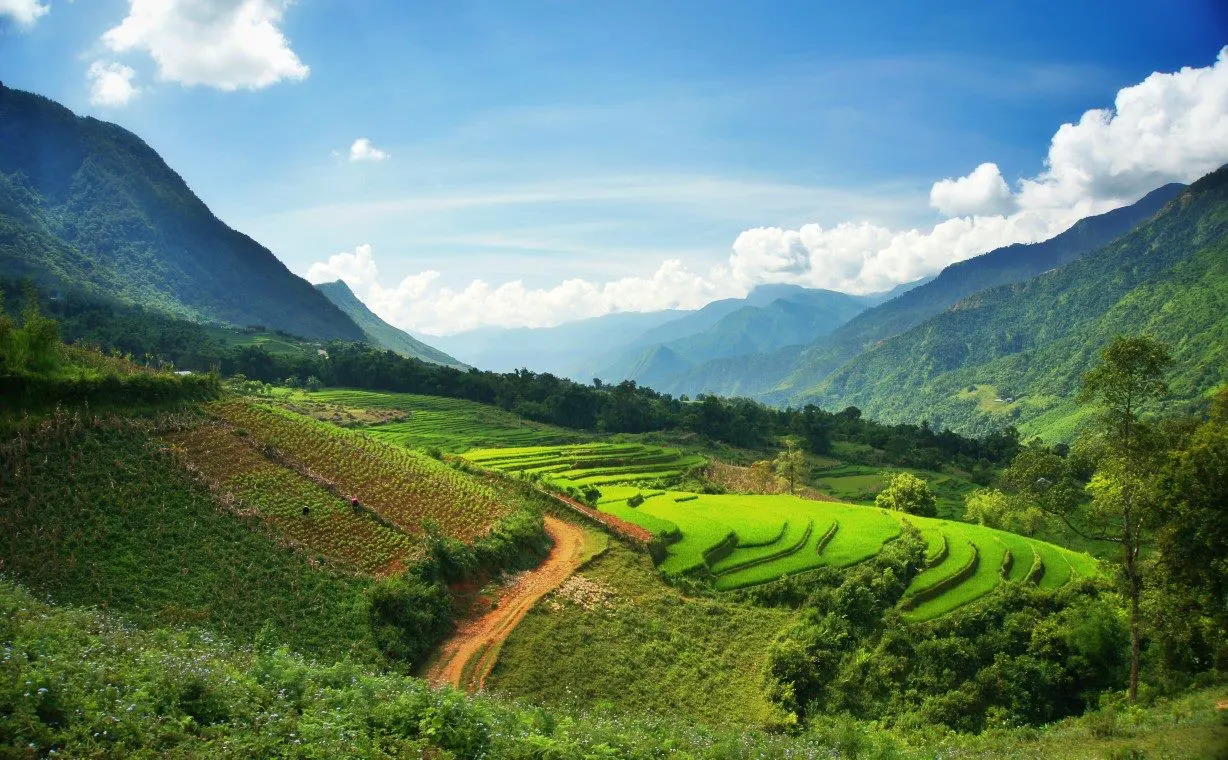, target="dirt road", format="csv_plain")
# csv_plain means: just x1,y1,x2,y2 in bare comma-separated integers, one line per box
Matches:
425,515,589,691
